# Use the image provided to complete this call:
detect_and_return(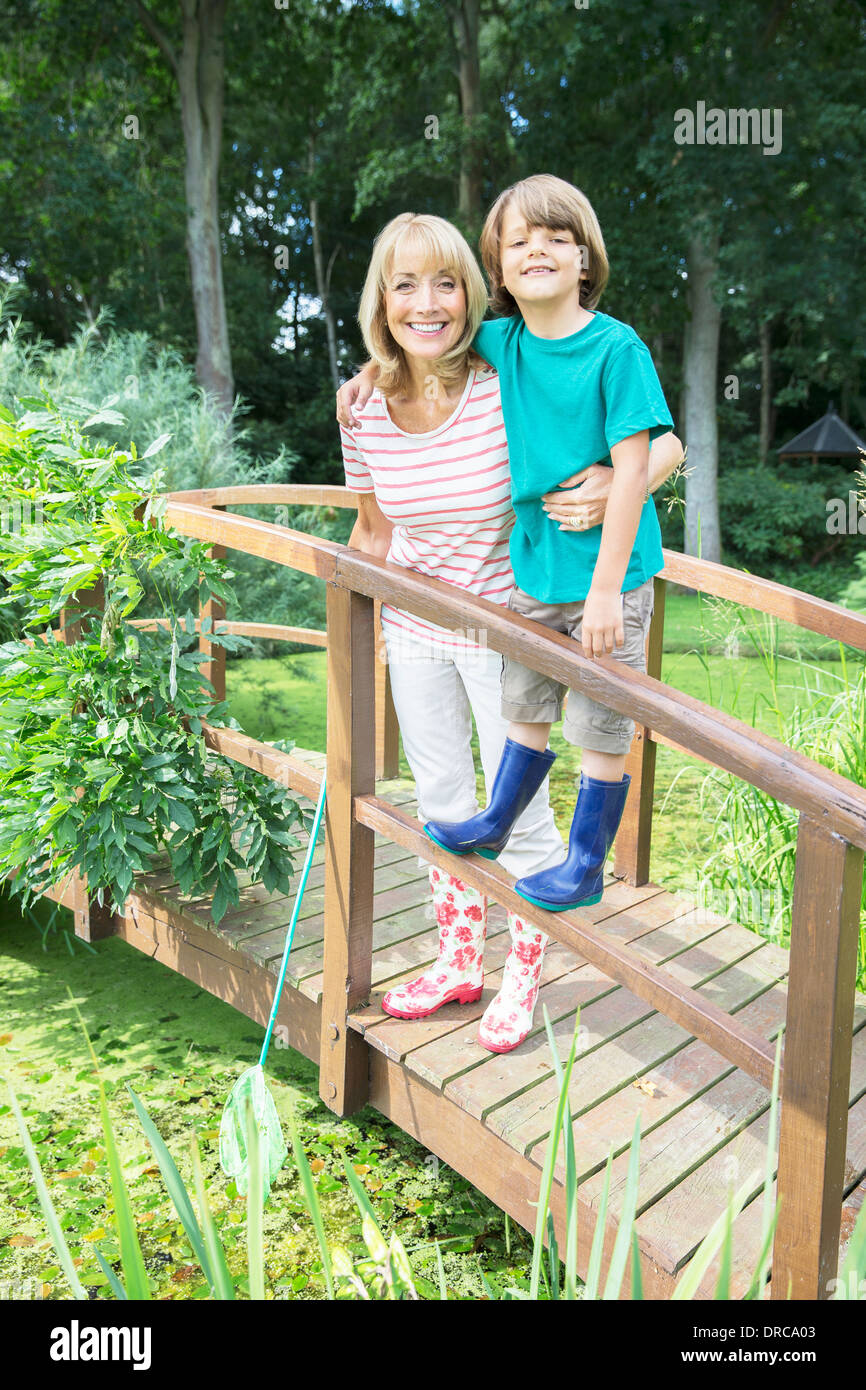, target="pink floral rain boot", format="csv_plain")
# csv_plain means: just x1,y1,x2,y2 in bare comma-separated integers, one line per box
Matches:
477,913,548,1053
382,867,487,1019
